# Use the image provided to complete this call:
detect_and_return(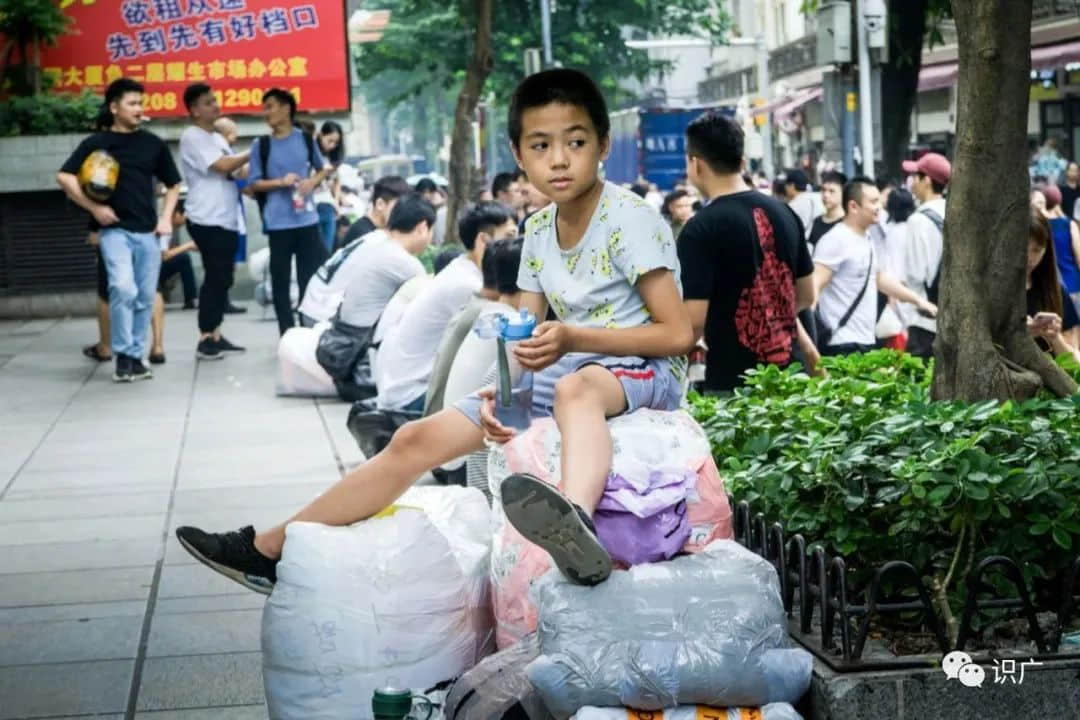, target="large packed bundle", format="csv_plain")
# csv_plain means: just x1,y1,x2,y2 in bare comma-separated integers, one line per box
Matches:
574,705,803,720
526,541,812,718
262,486,494,720
488,409,733,648
276,324,338,397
